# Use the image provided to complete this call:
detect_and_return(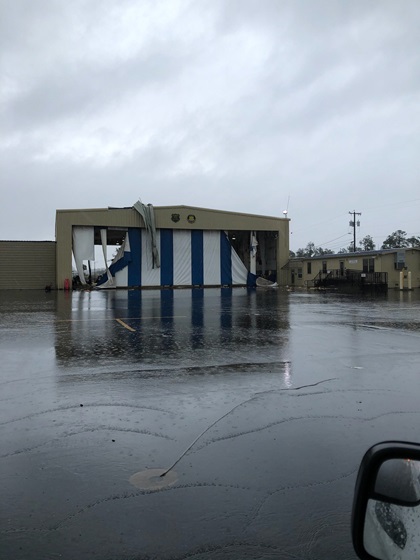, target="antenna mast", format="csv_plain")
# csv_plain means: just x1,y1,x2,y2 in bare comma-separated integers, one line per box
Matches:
283,195,290,218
